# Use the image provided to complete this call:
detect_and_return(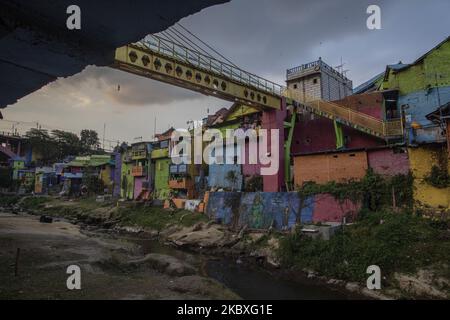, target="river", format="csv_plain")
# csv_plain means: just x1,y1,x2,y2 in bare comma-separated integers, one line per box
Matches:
131,237,350,300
